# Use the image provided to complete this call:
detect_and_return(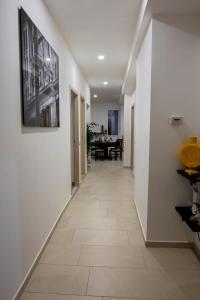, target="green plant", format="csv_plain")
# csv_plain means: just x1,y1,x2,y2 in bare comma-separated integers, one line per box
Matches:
87,122,98,155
